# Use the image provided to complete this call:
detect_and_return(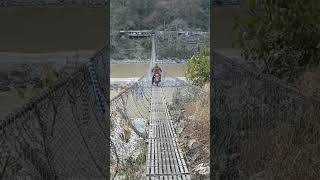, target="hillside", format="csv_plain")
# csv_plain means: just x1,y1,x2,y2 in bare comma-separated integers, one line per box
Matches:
111,0,209,31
